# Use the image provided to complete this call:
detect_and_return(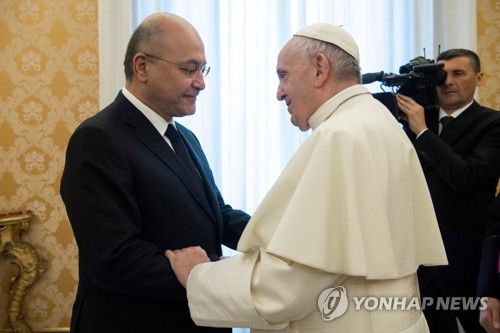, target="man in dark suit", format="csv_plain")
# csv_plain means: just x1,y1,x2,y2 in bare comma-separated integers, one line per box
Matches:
396,48,500,332
60,13,250,333
478,194,500,332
